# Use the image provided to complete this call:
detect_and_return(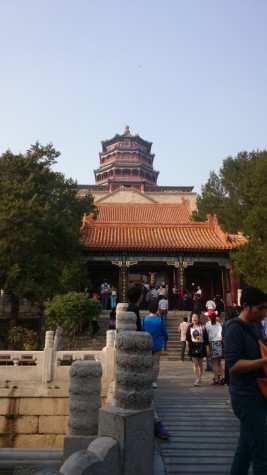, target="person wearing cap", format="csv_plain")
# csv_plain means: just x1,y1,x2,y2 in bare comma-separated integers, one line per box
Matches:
206,297,216,311
205,310,223,385
224,286,267,475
